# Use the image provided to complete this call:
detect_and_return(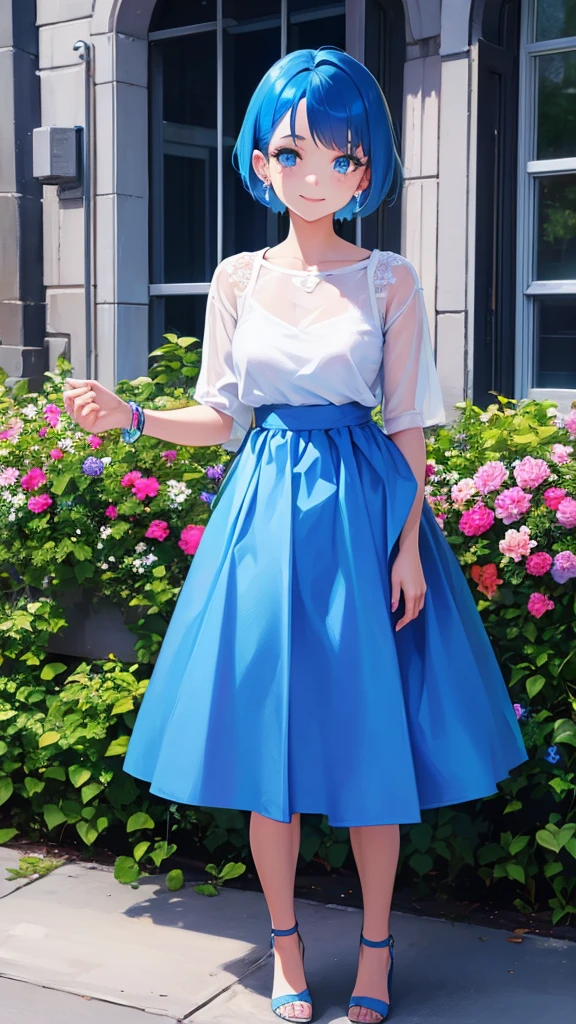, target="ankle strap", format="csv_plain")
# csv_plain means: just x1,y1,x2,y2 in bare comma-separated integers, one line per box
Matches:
271,920,299,937
360,932,393,948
